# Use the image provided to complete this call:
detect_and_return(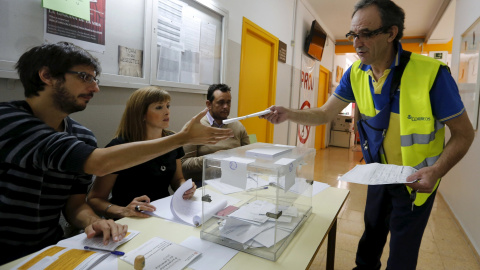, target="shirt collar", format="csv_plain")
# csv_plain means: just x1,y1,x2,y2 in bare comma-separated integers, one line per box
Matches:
206,111,225,127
